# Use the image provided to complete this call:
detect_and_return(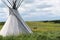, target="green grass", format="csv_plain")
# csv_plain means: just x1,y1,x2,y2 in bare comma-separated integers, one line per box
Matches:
0,22,60,40
27,22,60,32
